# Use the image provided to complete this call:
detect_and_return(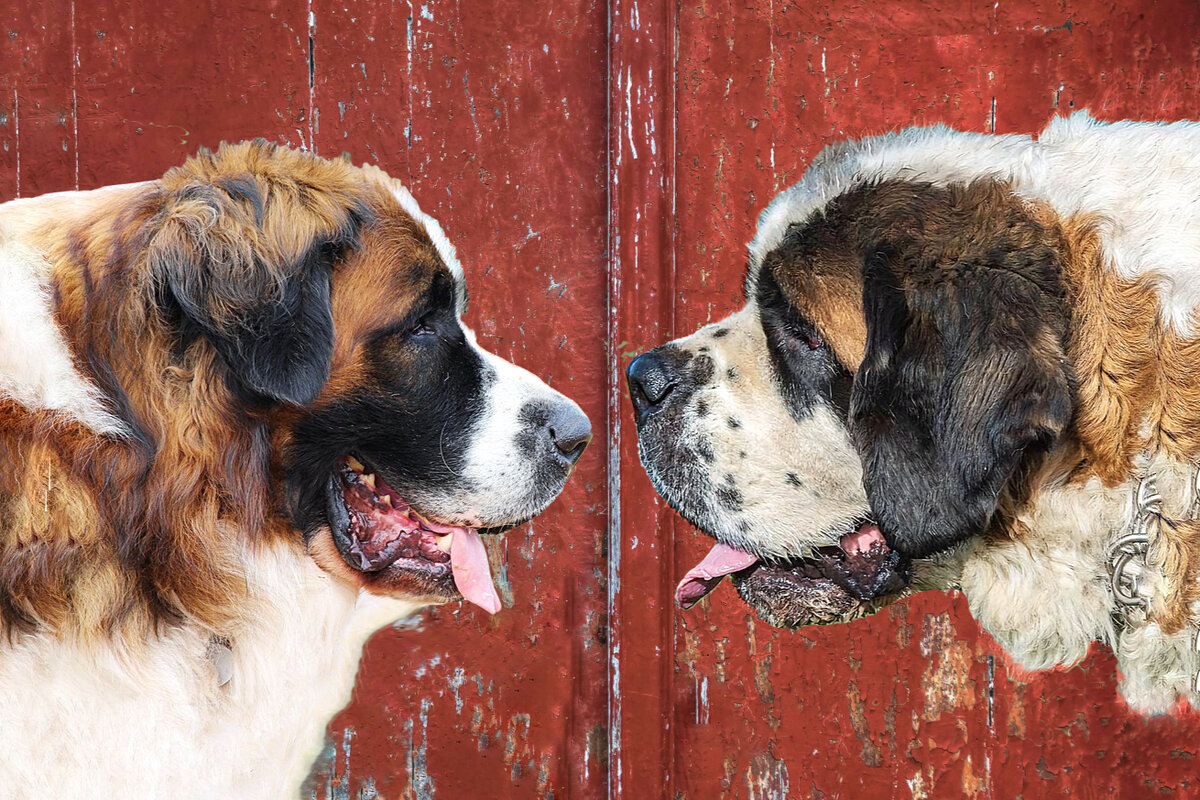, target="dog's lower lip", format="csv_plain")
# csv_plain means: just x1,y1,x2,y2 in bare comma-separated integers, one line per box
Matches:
328,461,454,572
323,455,509,614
